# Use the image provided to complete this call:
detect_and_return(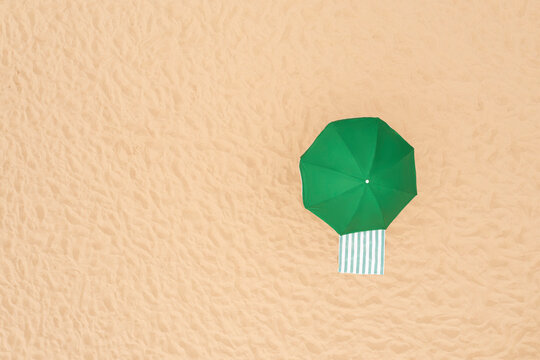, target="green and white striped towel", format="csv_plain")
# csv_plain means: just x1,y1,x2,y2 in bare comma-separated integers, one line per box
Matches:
339,230,385,275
